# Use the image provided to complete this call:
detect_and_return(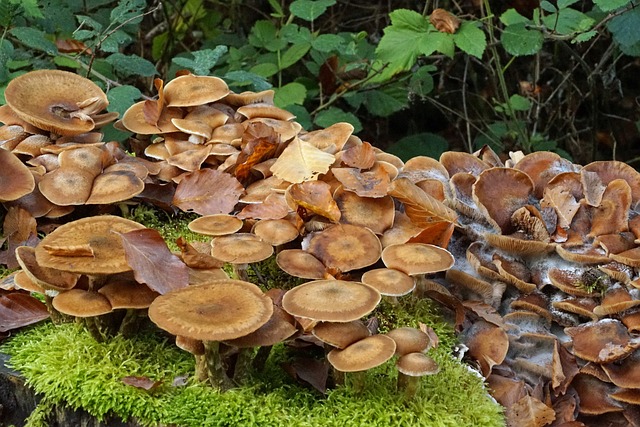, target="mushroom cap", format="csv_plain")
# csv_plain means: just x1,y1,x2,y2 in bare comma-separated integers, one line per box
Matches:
148,279,273,341
97,280,159,309
275,249,327,279
565,319,637,363
188,214,243,236
34,215,146,274
312,320,371,349
334,189,395,235
396,352,439,376
38,167,96,206
52,289,112,317
0,148,36,202
175,335,205,355
387,326,432,356
307,224,382,273
210,233,274,264
360,268,415,297
5,69,107,136
251,219,299,246
223,305,297,348
86,171,145,205
381,243,454,276
164,74,230,107
514,151,576,199
327,334,396,372
15,245,80,291
282,279,381,322
601,349,640,389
